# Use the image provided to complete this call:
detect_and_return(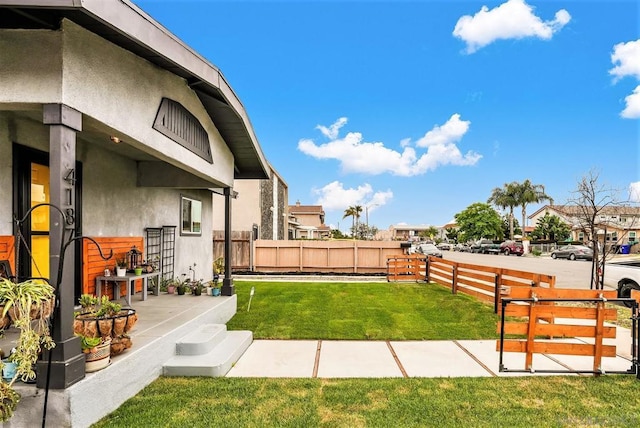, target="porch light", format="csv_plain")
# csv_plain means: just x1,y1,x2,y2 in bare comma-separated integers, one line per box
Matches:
110,136,121,144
